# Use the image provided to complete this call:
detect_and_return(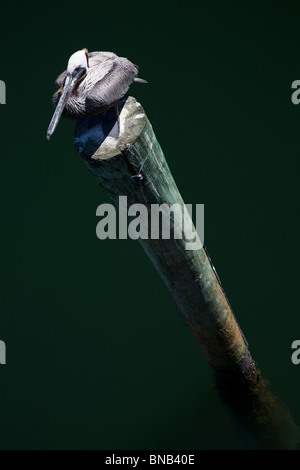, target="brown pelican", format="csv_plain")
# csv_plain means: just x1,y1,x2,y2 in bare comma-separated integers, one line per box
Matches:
47,49,146,140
